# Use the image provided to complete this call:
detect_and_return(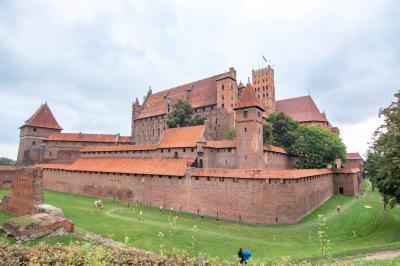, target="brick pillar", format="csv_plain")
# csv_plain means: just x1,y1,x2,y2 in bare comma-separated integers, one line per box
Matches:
33,168,44,205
